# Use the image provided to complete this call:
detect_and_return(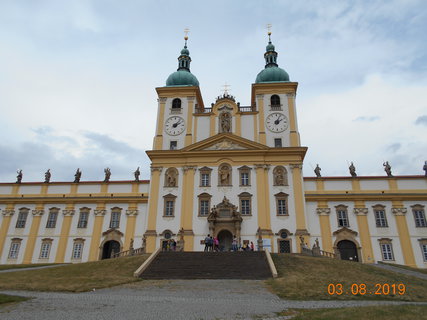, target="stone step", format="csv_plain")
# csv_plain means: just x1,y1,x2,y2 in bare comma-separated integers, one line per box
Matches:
140,251,272,280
